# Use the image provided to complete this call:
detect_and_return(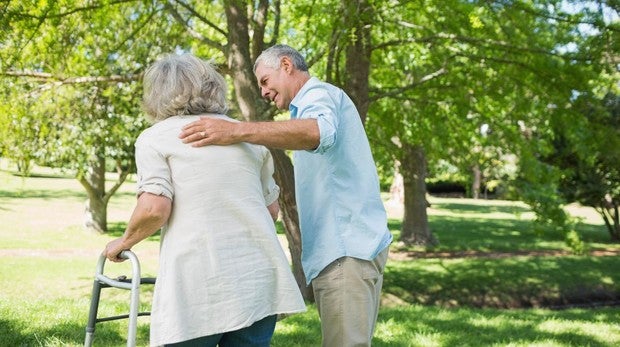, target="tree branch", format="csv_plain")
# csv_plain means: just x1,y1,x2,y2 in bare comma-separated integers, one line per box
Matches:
103,161,132,206
369,67,447,102
3,71,142,97
2,71,142,83
375,32,553,56
164,1,226,52
170,0,227,37
6,0,140,21
507,0,620,33
268,0,281,48
250,0,269,62
111,9,159,55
